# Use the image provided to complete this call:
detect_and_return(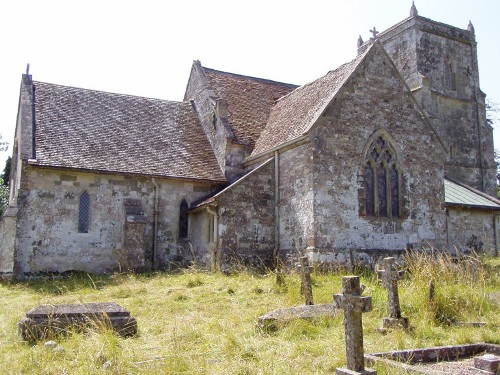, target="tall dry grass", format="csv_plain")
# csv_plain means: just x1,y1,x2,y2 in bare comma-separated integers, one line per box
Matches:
0,254,499,374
